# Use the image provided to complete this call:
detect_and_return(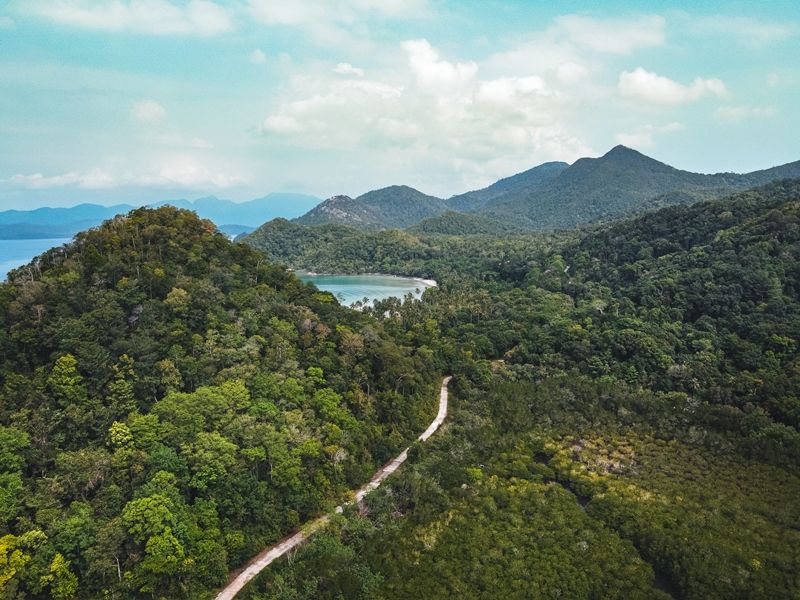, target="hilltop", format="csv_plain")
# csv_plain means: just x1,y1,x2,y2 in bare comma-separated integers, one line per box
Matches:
296,185,450,229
